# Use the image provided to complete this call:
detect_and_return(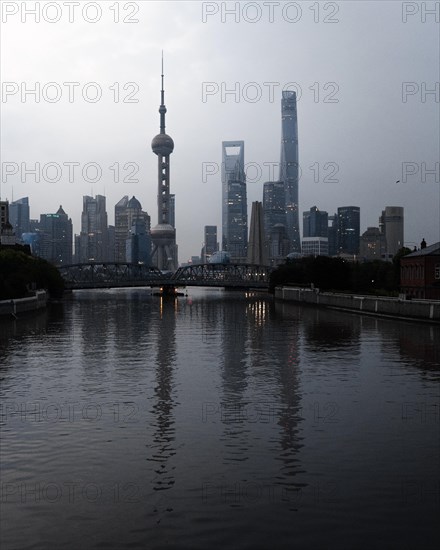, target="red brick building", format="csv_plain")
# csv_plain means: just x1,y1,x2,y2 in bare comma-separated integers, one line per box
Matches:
400,242,440,299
